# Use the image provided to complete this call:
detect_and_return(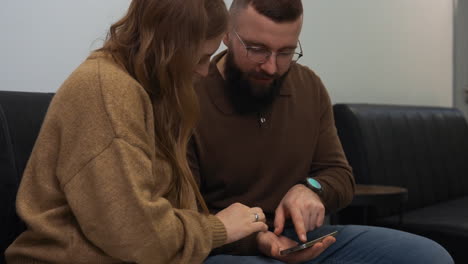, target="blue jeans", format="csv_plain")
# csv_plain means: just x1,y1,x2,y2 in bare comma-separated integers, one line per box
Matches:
204,225,454,264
